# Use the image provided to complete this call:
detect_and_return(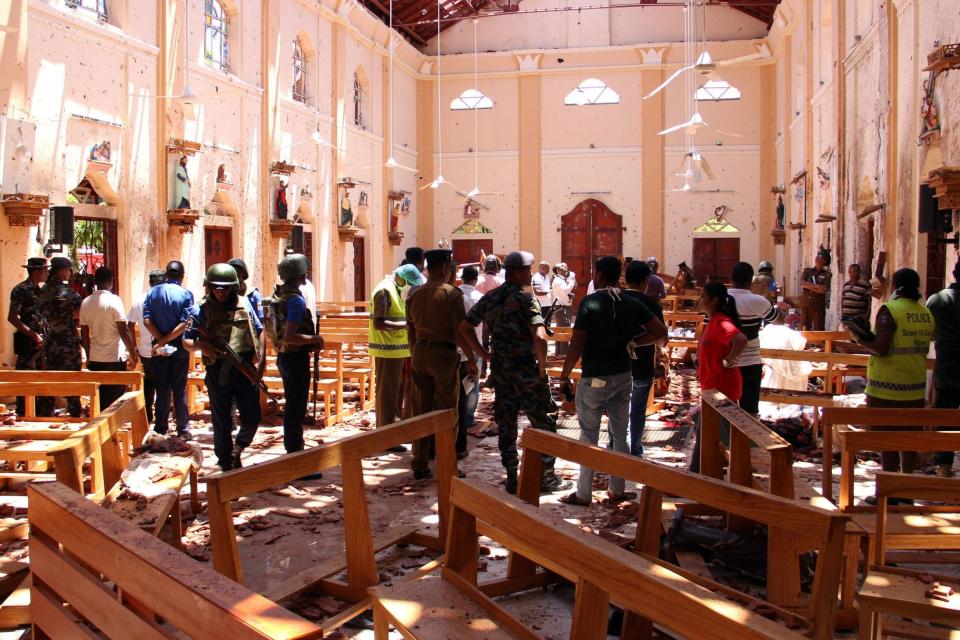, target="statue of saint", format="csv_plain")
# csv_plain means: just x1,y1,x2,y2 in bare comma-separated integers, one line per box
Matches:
339,191,353,227
174,156,191,209
276,180,288,219
776,194,785,229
